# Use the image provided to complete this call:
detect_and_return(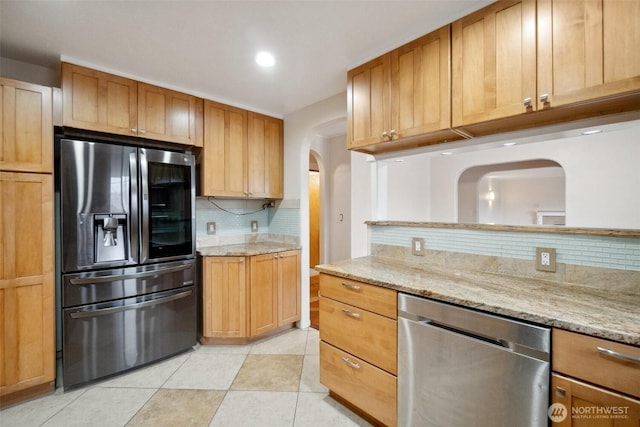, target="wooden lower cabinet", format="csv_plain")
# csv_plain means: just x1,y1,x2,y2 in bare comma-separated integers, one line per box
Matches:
0,172,55,407
201,250,300,342
202,256,247,338
320,341,397,427
551,328,640,427
250,250,300,336
319,296,397,375
319,273,397,426
551,374,640,427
